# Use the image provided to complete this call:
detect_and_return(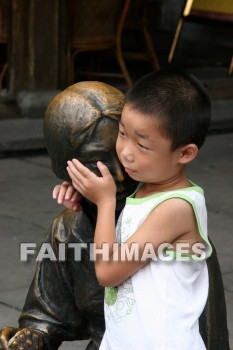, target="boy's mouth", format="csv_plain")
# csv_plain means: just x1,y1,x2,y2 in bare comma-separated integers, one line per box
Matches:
124,167,136,175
